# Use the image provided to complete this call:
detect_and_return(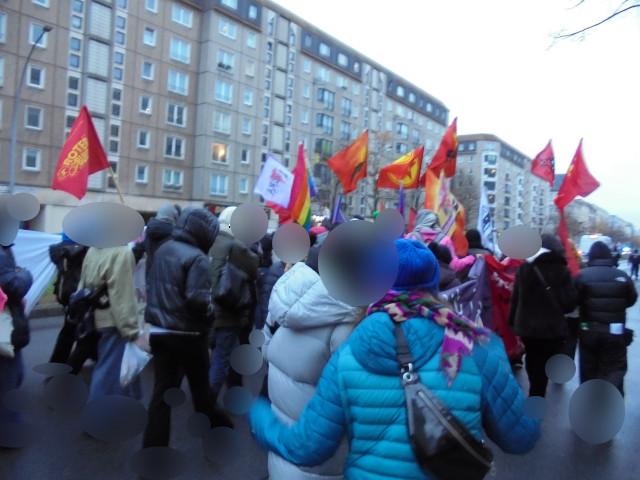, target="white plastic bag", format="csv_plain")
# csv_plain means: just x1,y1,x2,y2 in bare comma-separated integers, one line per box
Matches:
120,341,152,387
